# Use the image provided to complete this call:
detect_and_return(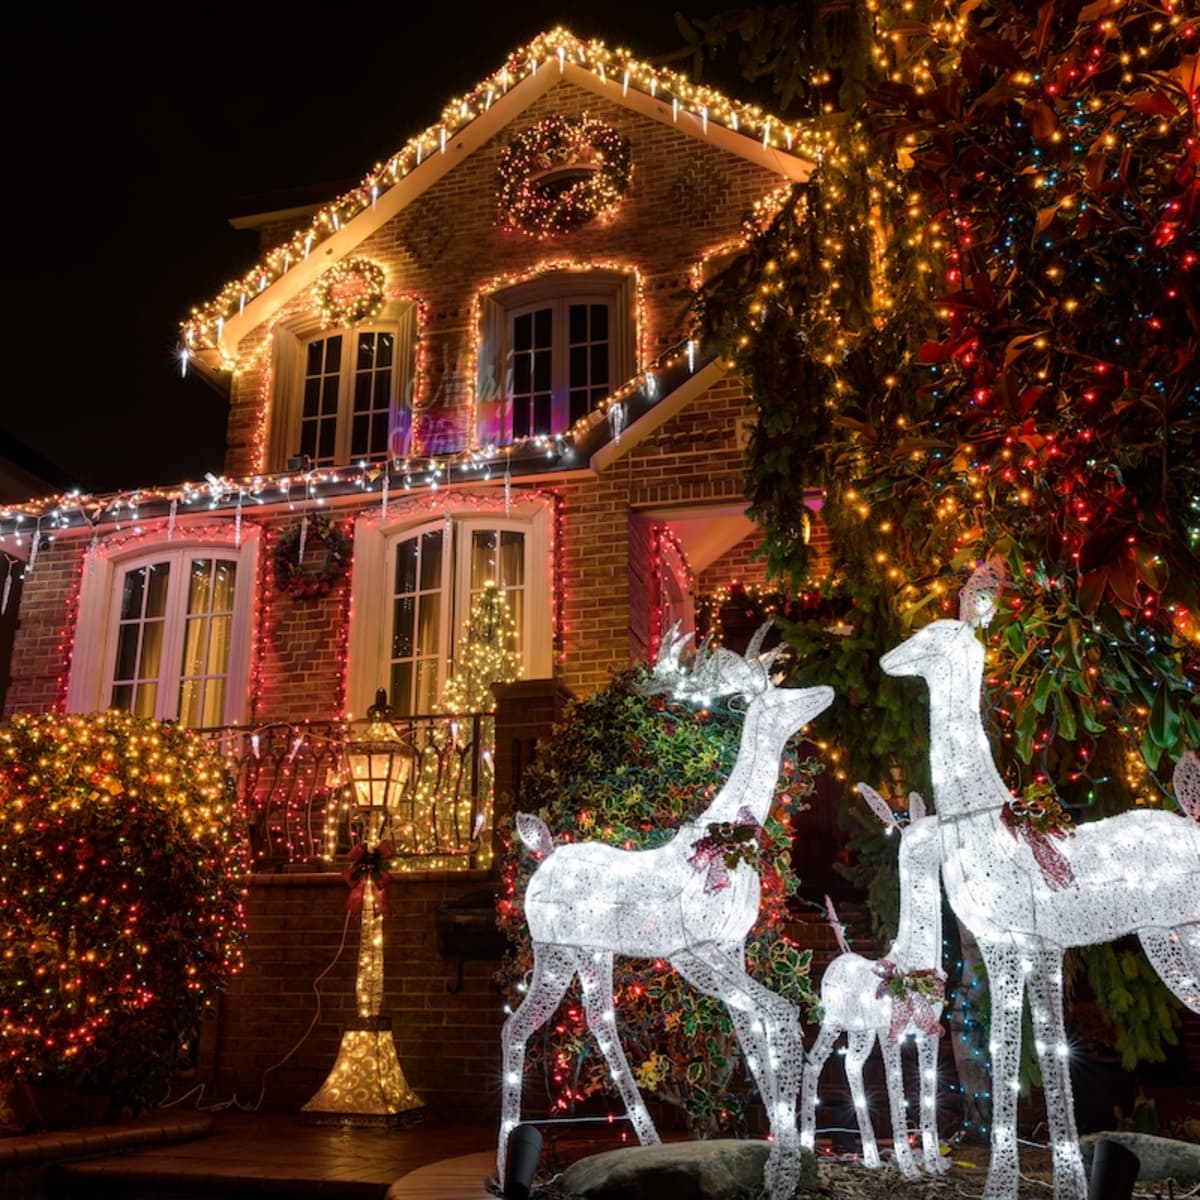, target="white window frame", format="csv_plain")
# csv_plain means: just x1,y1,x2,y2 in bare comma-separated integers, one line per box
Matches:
345,500,553,718
268,303,416,471
67,524,259,726
477,271,635,446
